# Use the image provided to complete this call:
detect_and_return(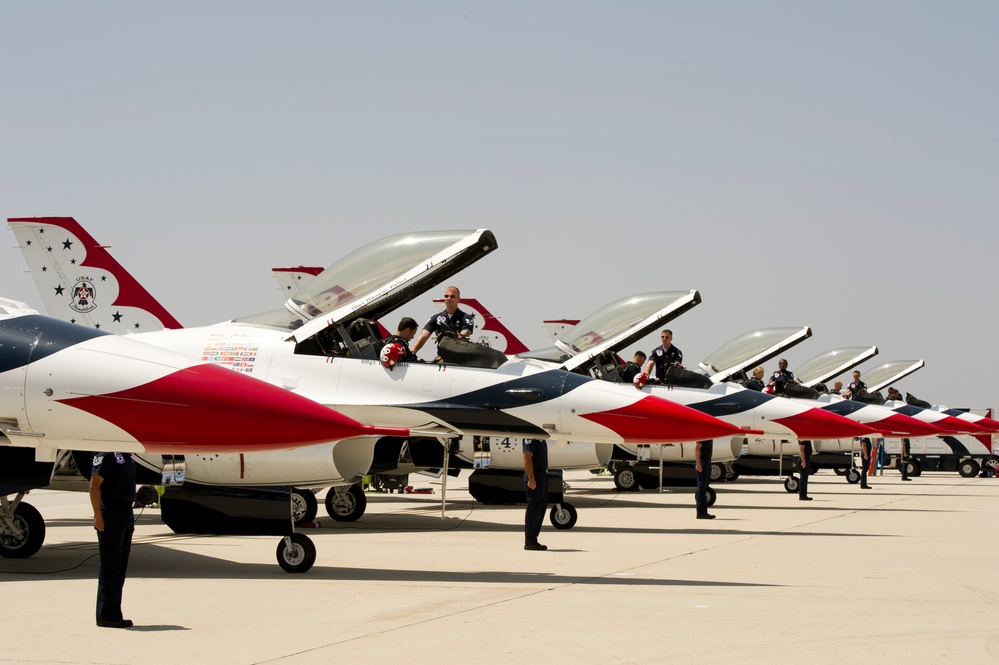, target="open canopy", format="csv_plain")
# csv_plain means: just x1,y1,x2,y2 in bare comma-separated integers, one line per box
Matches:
699,327,812,383
518,291,701,370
